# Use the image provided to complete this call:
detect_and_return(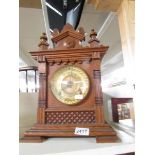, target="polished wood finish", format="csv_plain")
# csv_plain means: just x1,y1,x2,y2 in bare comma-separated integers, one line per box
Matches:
96,135,117,143
20,136,46,143
21,24,117,143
